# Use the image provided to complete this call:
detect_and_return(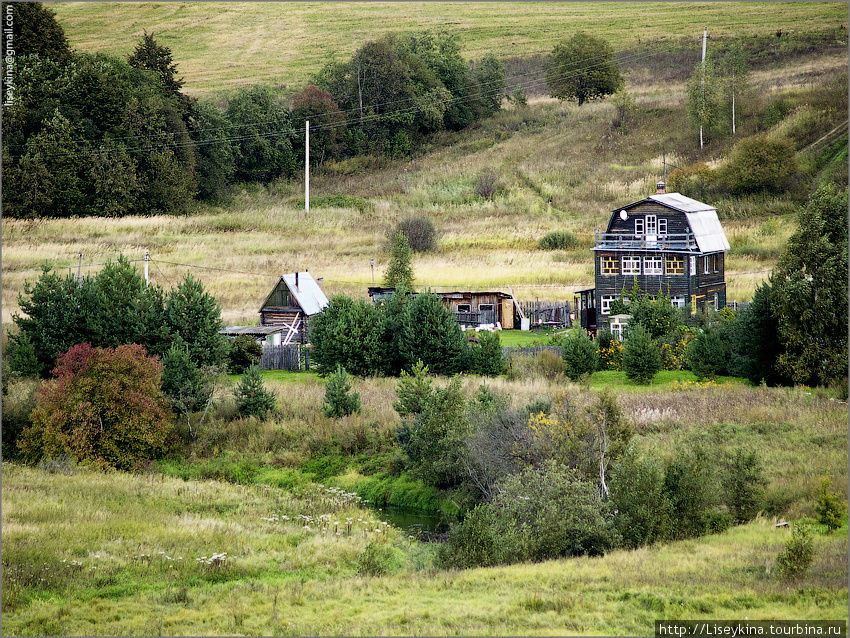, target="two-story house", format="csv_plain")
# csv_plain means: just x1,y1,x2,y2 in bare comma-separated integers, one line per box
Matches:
575,182,730,334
